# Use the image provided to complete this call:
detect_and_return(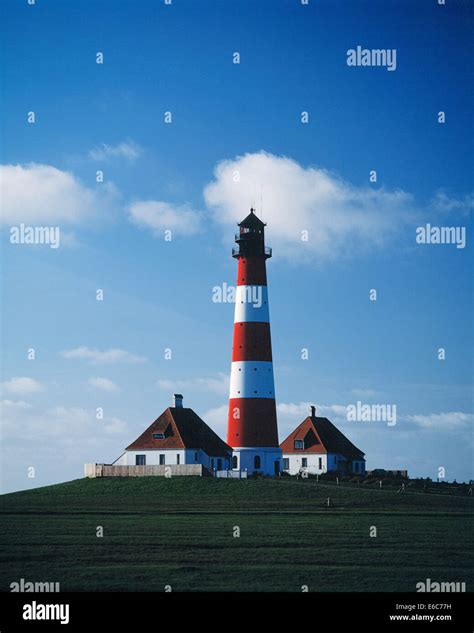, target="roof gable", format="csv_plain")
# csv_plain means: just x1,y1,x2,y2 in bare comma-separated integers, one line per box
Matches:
126,407,232,457
280,416,364,459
